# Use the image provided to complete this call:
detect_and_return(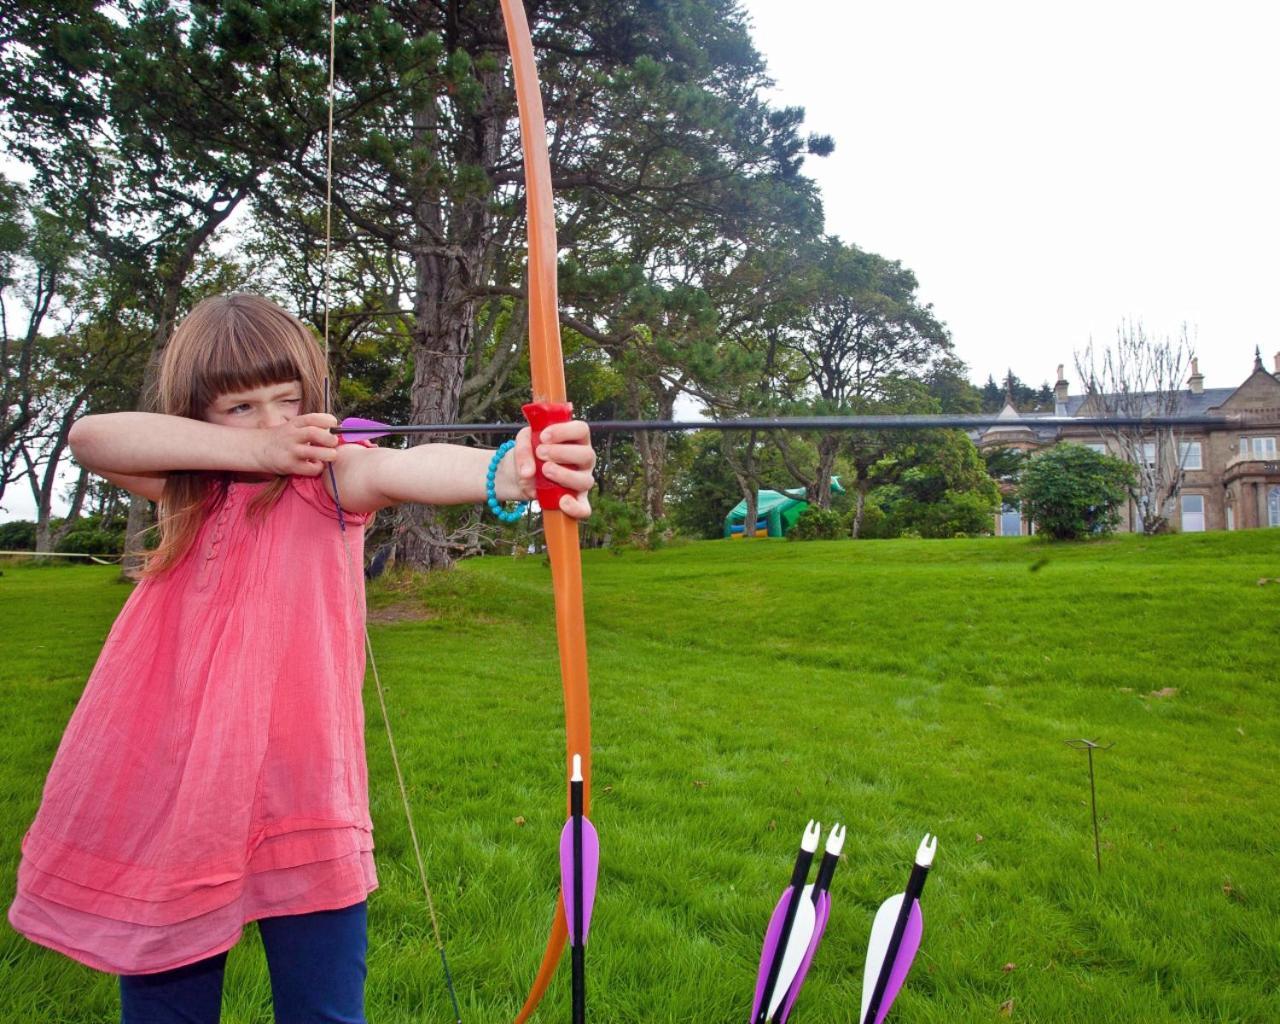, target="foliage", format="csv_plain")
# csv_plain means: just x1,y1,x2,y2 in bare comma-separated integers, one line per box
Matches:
785,506,844,541
979,370,1054,412
0,519,36,550
53,514,127,556
874,431,999,537
1018,443,1136,539
578,494,651,550
983,444,1027,483
667,434,744,540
